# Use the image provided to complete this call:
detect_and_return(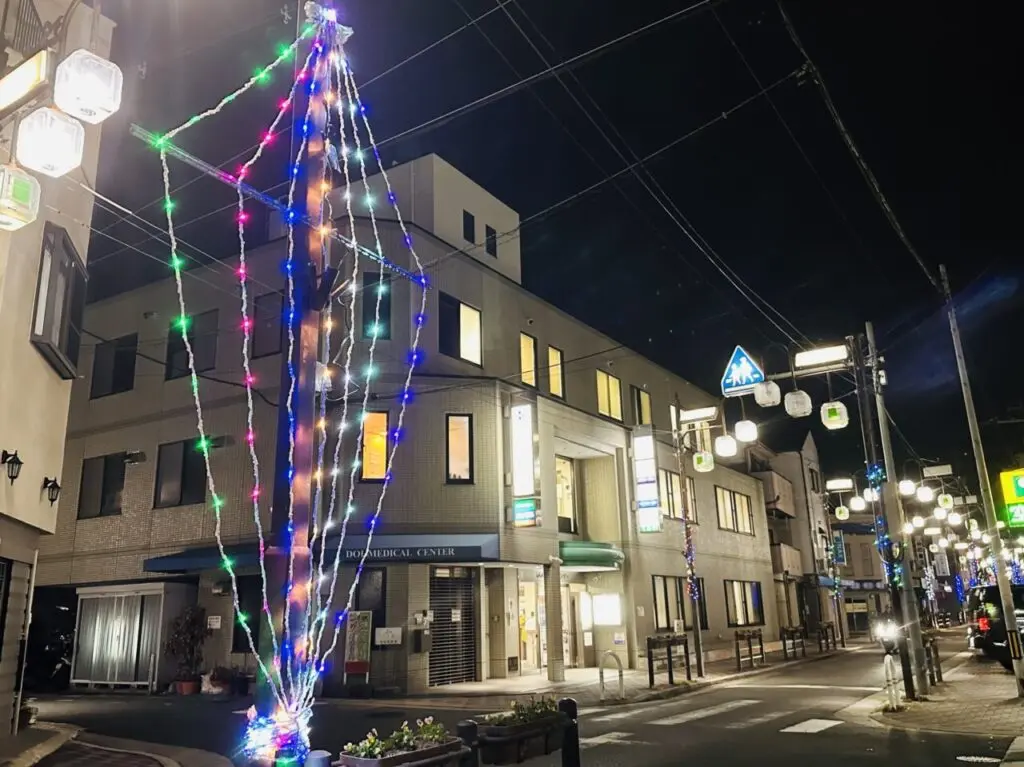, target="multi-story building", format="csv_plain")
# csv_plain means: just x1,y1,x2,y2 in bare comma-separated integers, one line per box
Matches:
0,0,114,735
36,154,777,693
832,522,891,634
